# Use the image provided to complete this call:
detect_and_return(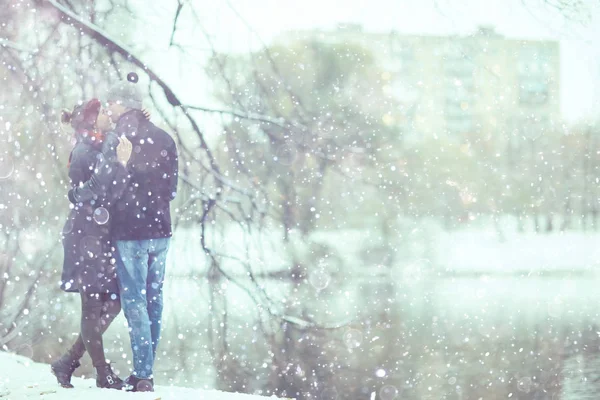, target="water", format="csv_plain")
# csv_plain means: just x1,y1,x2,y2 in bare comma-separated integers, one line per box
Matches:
356,276,600,400
16,223,600,399
151,274,600,399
